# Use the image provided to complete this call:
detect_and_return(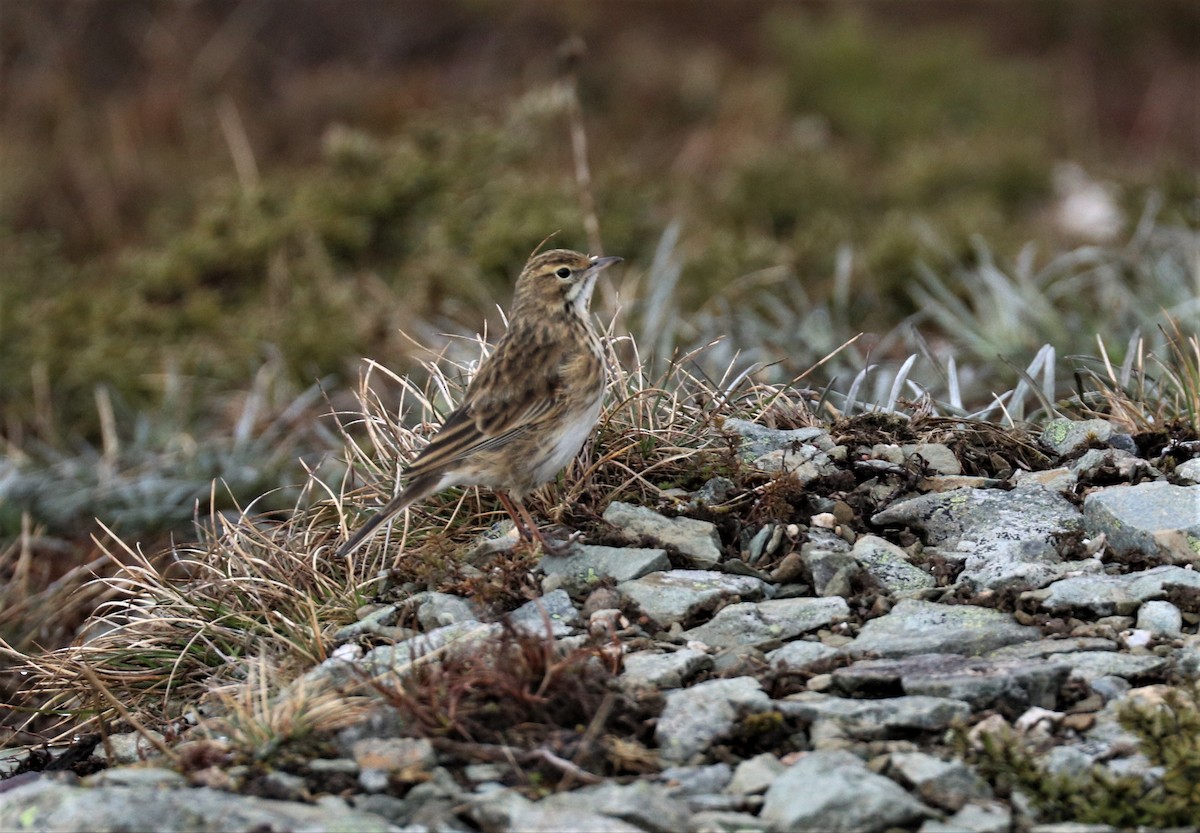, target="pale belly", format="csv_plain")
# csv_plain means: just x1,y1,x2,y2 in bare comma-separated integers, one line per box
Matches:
527,395,604,488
